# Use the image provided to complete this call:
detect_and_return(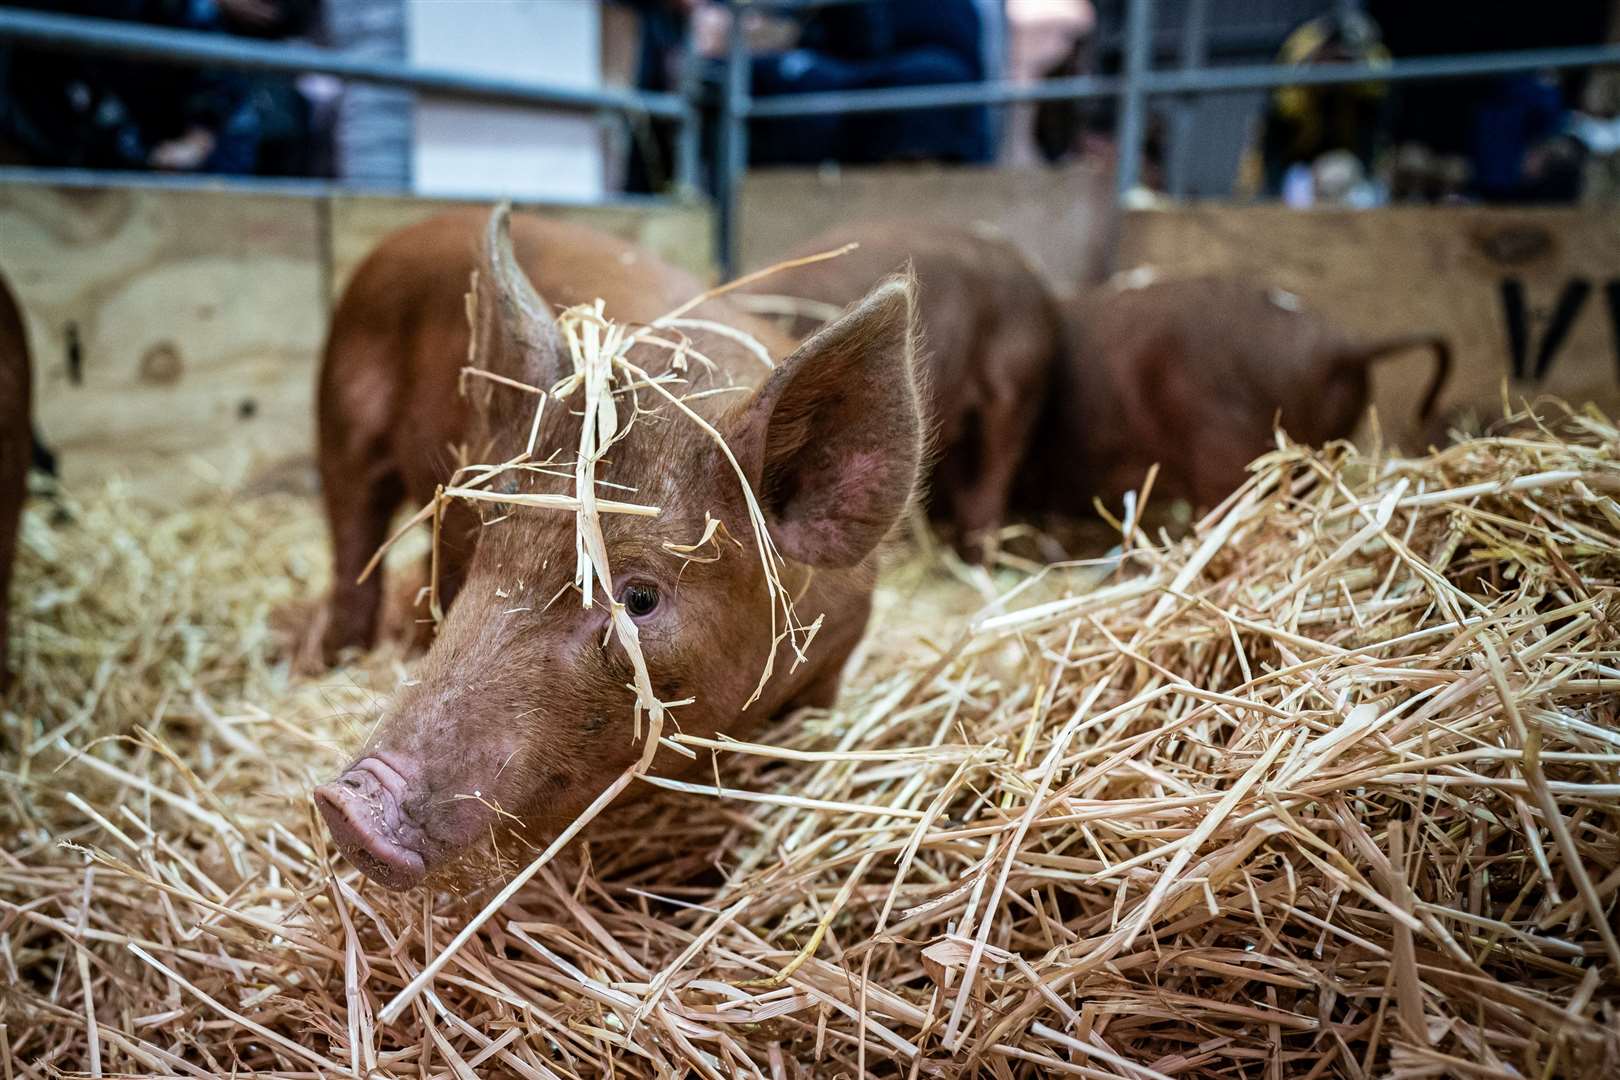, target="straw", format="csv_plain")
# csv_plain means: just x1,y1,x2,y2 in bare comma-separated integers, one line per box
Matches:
5,404,1620,1077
